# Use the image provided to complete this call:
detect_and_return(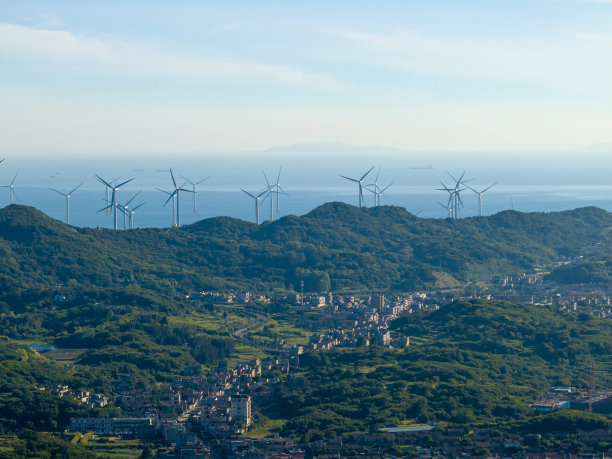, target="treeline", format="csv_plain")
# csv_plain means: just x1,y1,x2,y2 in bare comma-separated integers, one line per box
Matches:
0,203,611,294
